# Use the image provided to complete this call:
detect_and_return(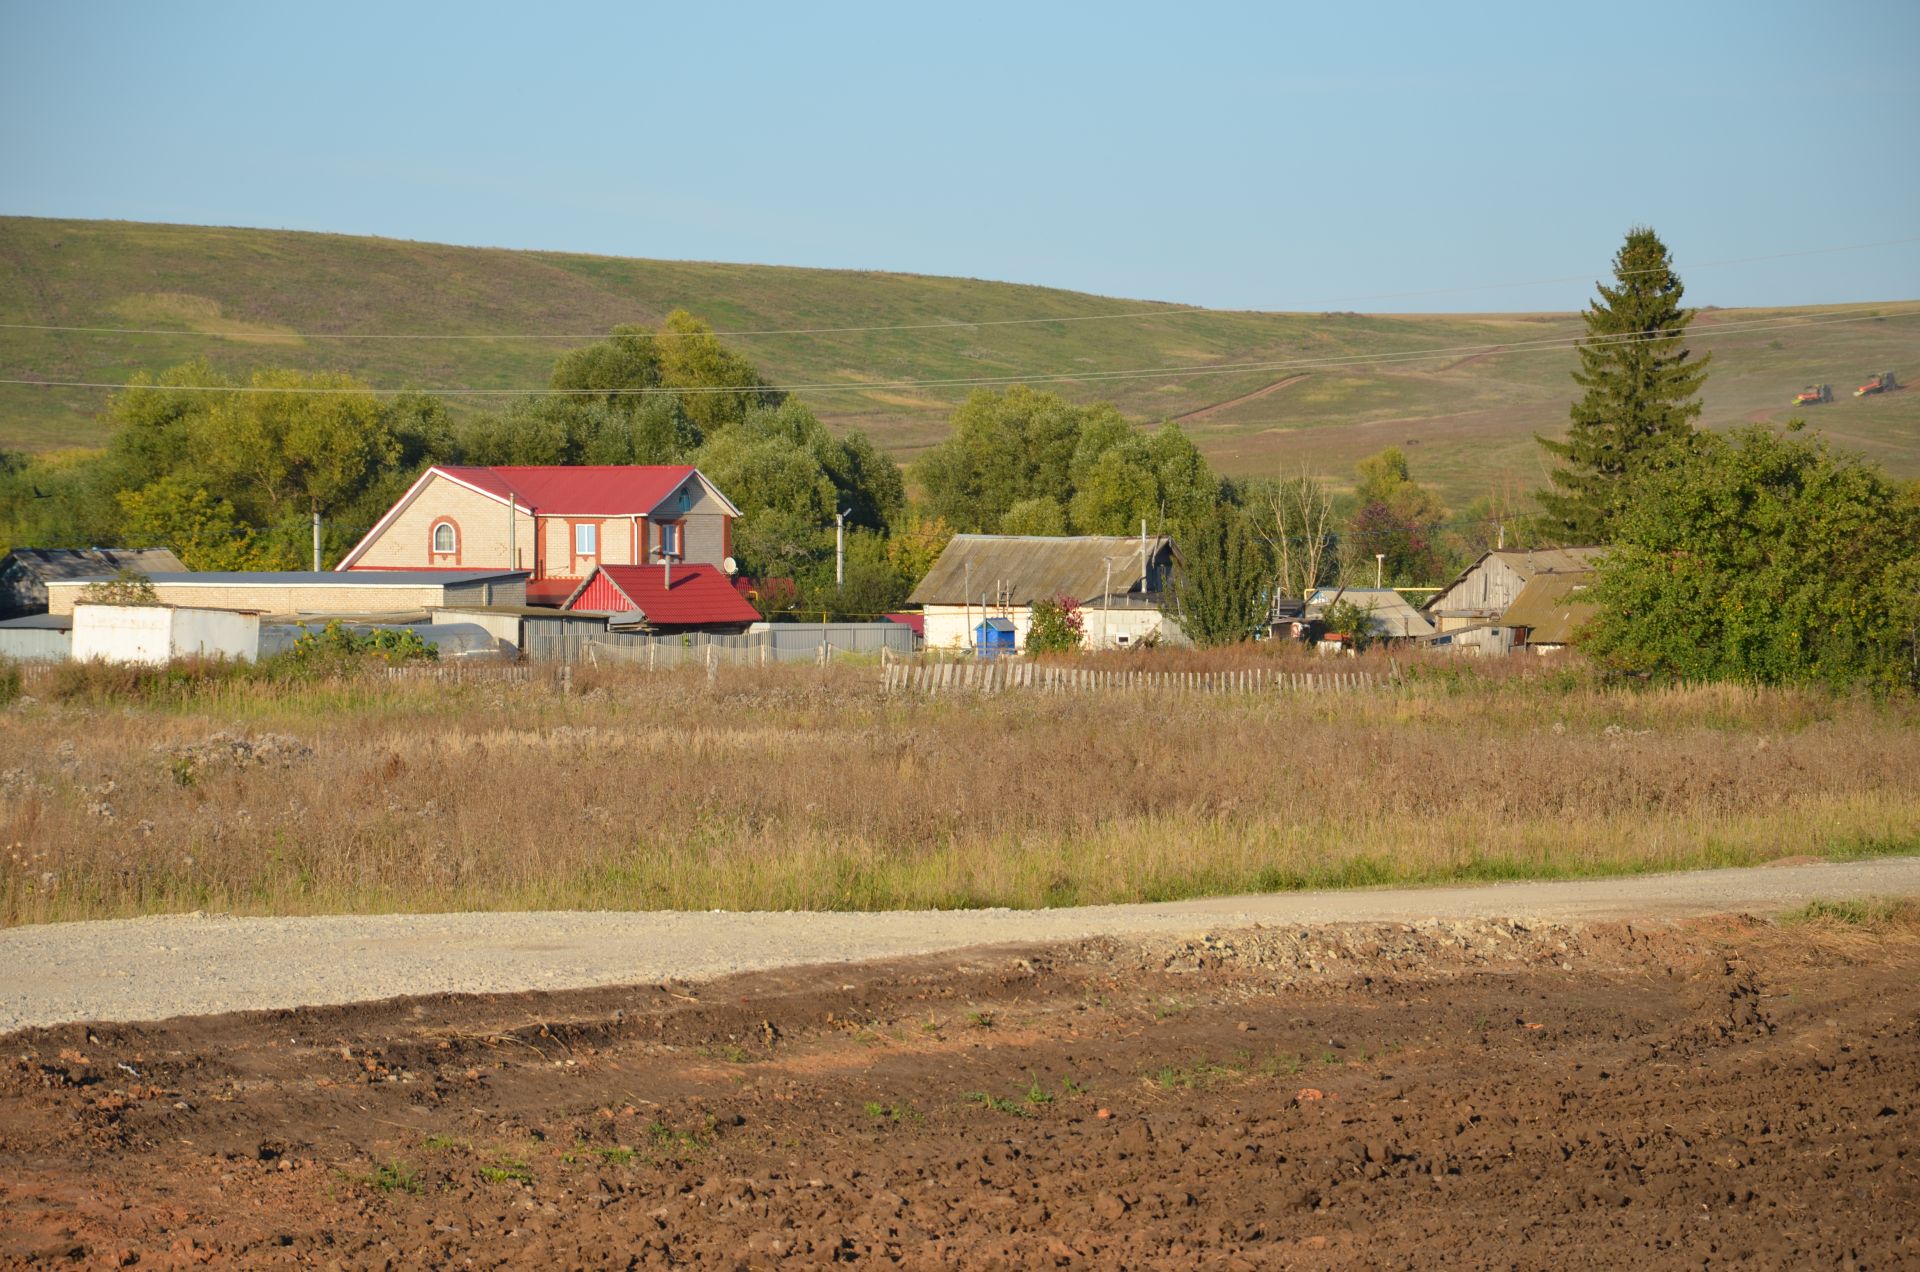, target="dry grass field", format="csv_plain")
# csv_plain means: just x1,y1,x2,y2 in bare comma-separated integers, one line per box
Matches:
3,651,1916,927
